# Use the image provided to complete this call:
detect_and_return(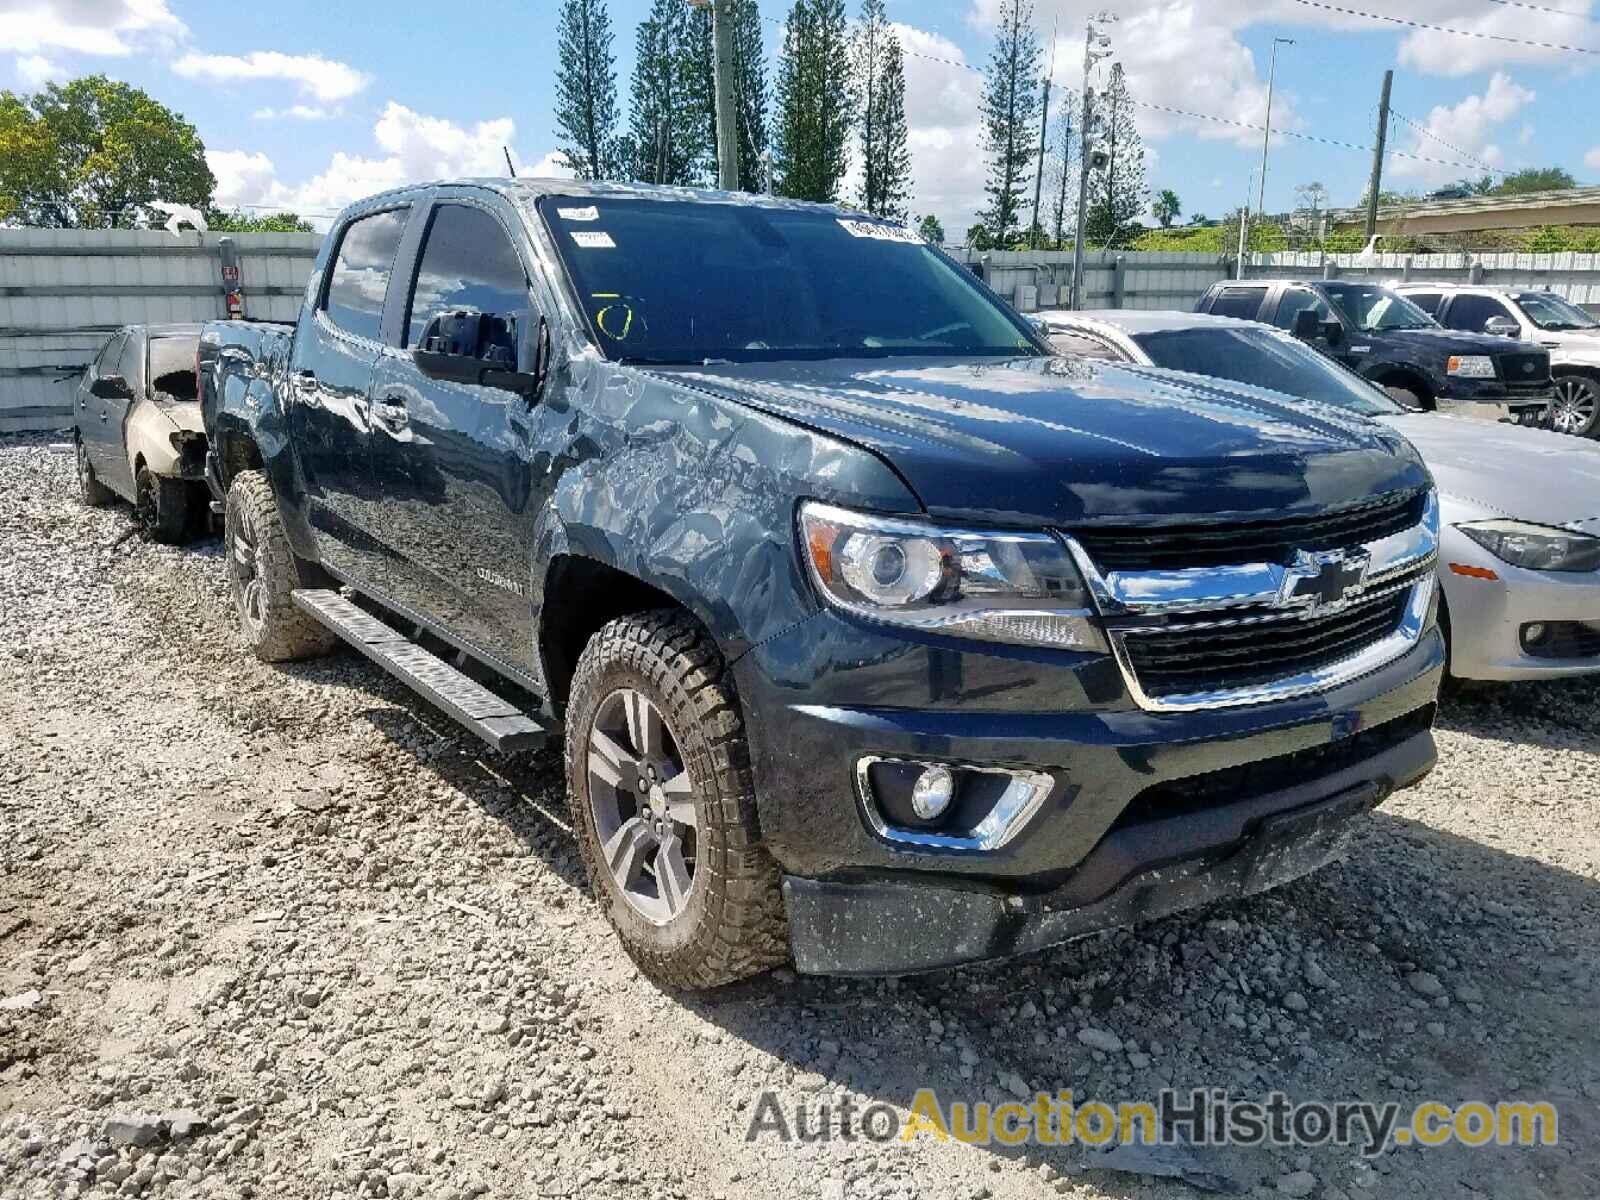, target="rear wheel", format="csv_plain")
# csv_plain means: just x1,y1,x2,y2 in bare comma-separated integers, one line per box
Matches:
75,438,115,507
566,610,789,989
1551,374,1600,437
224,469,337,662
134,464,191,543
